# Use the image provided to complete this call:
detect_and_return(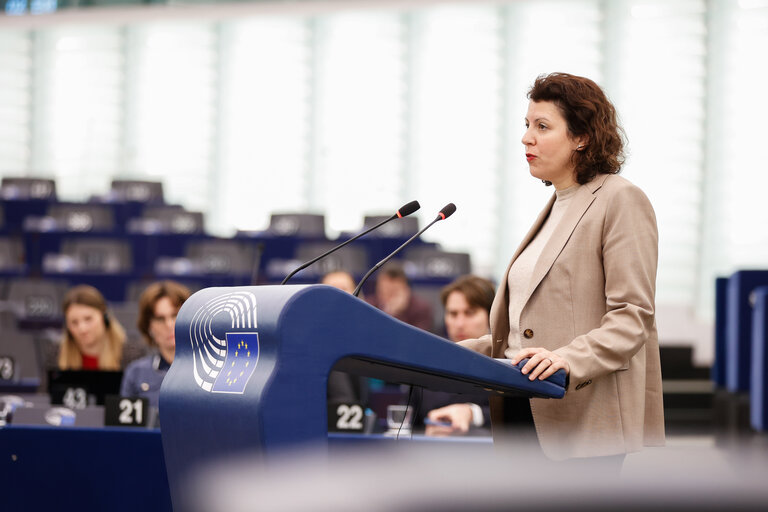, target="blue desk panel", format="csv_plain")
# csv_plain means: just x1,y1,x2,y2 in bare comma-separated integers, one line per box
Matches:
751,287,768,431
726,270,768,392
0,426,492,512
713,276,728,388
0,426,172,512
